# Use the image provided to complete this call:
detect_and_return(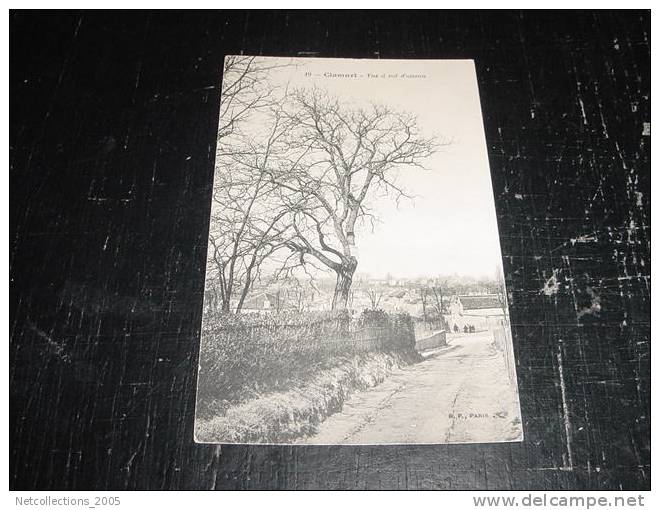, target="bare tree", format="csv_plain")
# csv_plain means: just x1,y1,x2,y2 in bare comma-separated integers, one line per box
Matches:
419,287,429,322
206,59,293,313
280,278,313,313
431,285,448,330
290,288,307,313
268,89,440,309
430,285,445,316
216,56,290,144
206,160,291,312
365,289,383,310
